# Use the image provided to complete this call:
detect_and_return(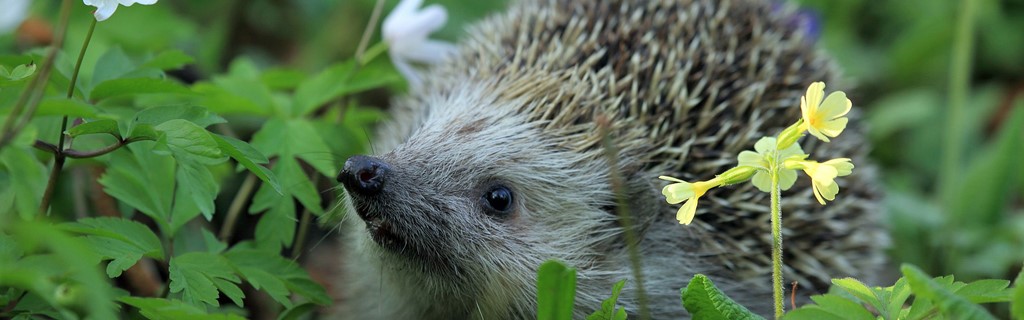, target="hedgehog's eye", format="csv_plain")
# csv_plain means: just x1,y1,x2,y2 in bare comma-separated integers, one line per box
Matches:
482,185,514,215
